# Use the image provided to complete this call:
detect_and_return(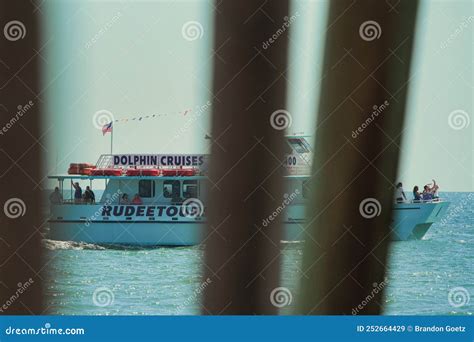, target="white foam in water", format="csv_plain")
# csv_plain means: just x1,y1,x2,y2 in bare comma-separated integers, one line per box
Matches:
42,239,105,251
